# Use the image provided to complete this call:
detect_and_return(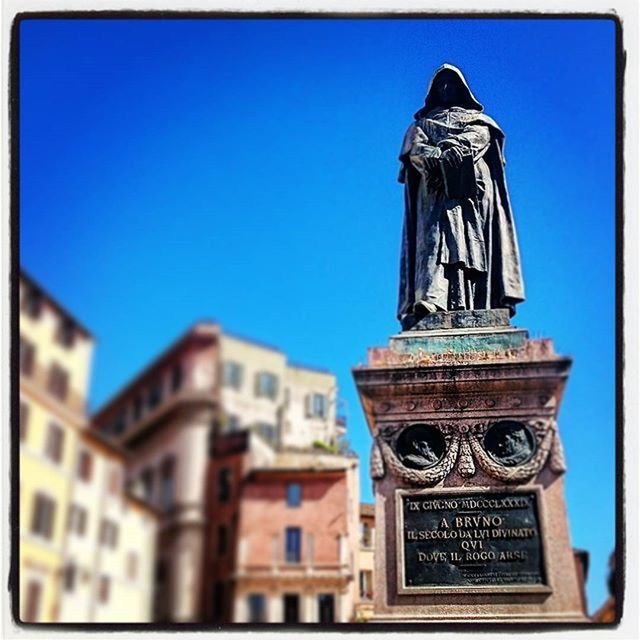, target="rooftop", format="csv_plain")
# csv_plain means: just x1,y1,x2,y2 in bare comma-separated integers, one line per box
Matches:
92,322,219,420
221,329,283,354
261,449,356,472
20,268,93,338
